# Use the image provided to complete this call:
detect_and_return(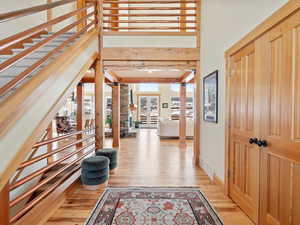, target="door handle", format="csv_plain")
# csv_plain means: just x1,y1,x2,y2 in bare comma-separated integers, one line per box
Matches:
249,138,258,145
257,140,268,147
